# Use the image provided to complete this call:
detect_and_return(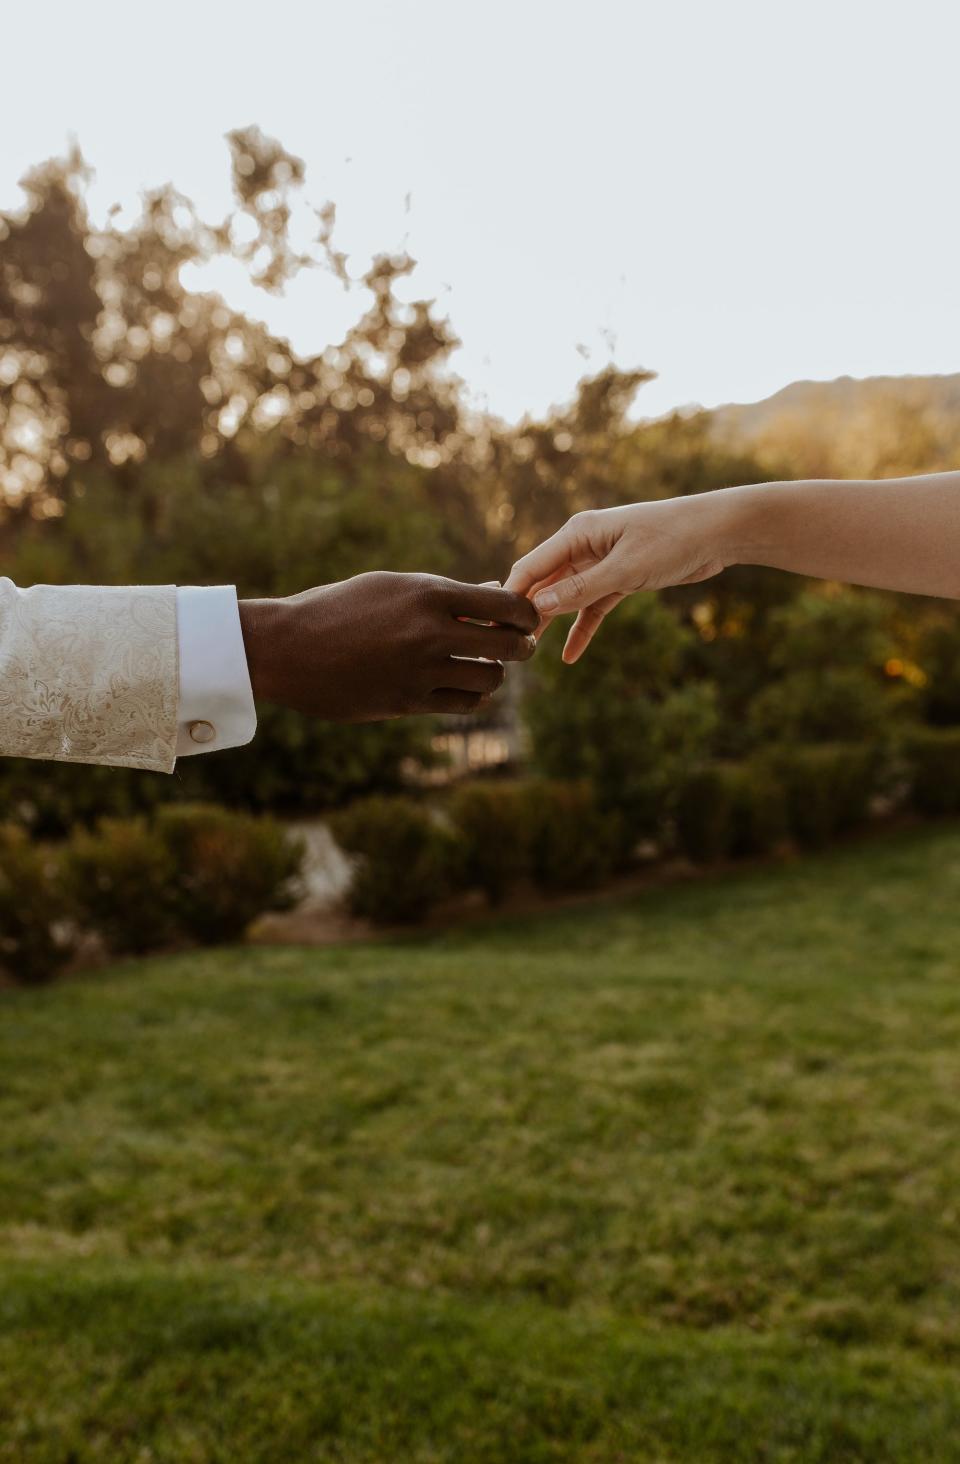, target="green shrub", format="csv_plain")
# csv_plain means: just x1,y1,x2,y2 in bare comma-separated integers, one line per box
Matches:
902,727,960,817
524,782,620,894
674,761,790,863
674,766,737,863
727,761,789,858
447,782,535,904
763,744,878,848
0,825,74,985
524,595,718,842
63,806,303,953
61,817,176,955
331,797,460,925
747,667,899,747
446,779,623,904
155,805,304,945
